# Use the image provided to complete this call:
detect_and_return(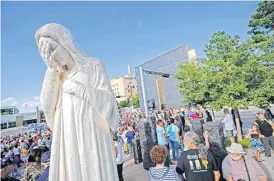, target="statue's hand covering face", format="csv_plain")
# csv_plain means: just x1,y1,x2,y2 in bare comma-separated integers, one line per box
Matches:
36,23,120,181
35,23,83,72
